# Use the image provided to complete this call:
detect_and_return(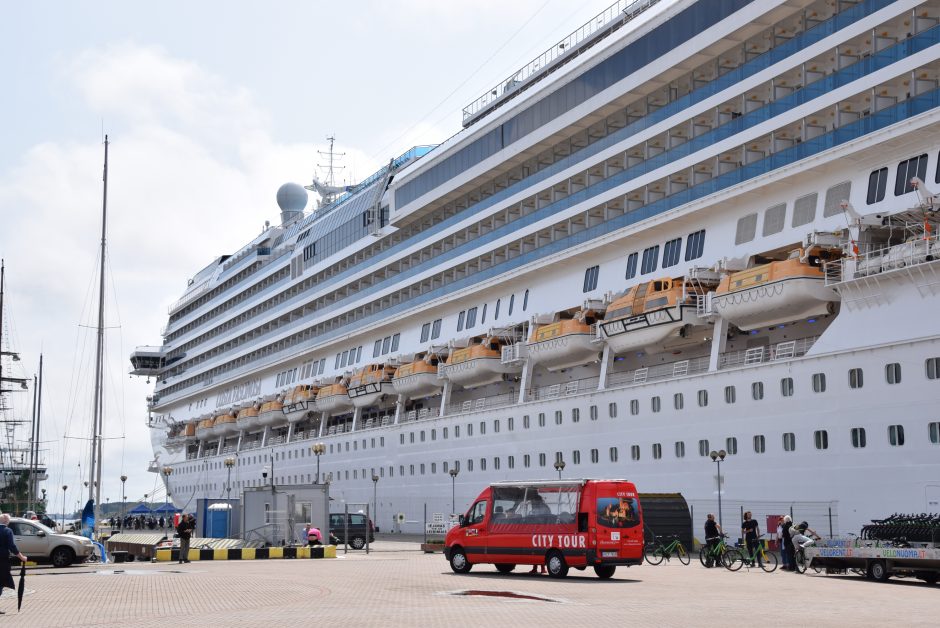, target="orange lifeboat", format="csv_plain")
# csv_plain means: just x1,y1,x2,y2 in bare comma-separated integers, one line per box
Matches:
316,378,354,415
284,384,319,423
441,337,521,389
213,410,239,437
712,249,839,330
392,354,443,399
194,416,215,440
257,396,287,427
526,310,601,371
600,277,702,354
235,403,260,431
348,363,396,408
